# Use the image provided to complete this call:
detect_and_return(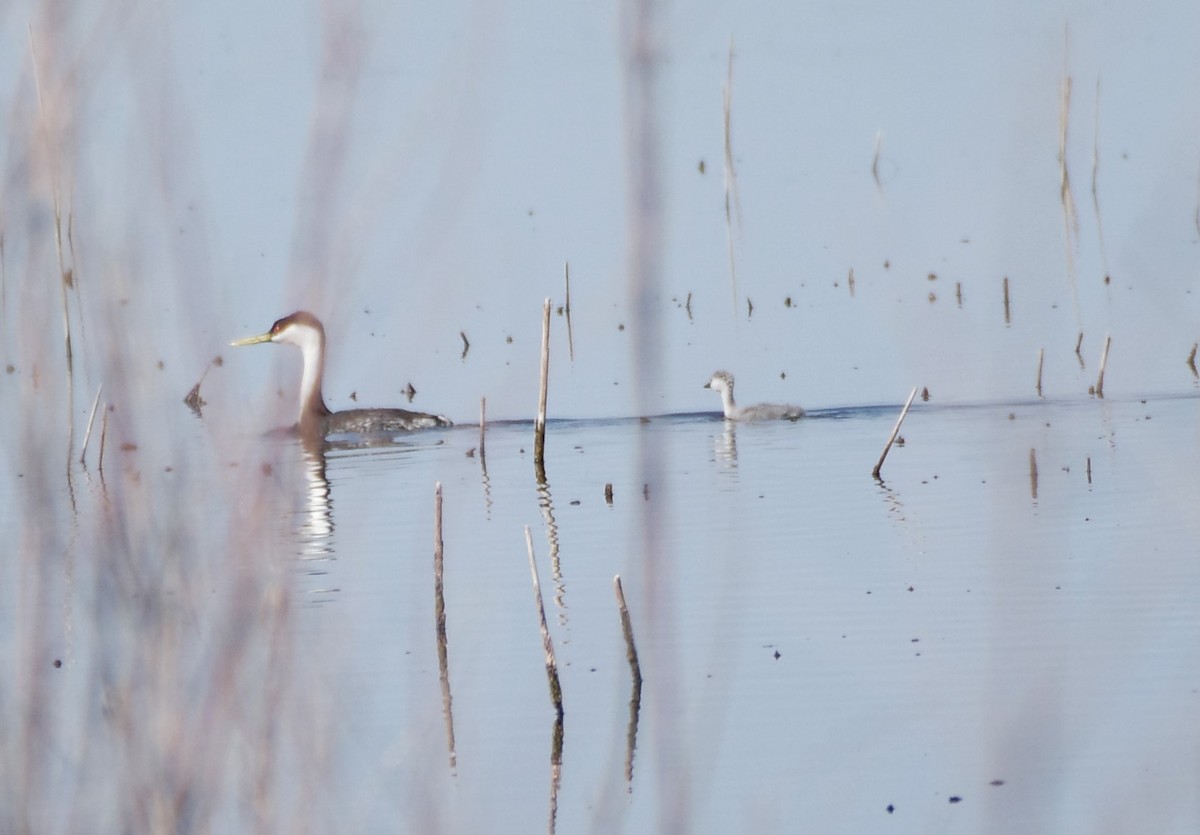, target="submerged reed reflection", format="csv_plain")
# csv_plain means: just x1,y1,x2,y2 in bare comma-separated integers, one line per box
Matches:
535,470,567,625
432,483,457,771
